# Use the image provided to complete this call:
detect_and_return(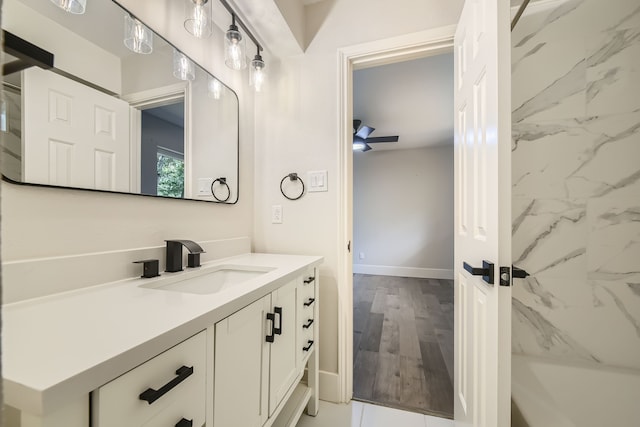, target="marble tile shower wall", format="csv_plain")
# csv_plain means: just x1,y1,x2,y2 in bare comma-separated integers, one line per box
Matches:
511,0,640,370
